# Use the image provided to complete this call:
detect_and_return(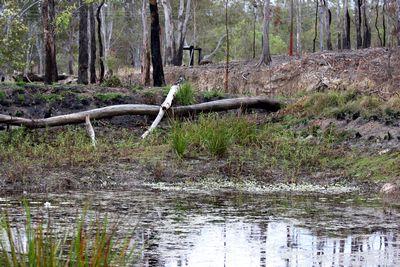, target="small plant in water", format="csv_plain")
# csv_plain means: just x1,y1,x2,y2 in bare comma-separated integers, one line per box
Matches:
0,202,137,266
170,122,188,157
